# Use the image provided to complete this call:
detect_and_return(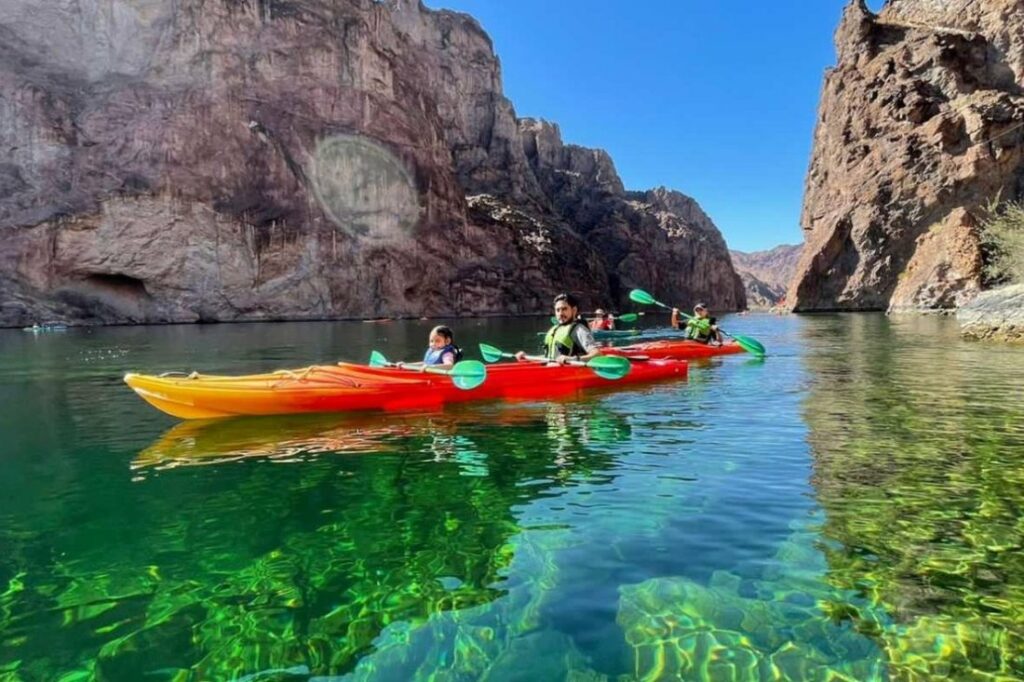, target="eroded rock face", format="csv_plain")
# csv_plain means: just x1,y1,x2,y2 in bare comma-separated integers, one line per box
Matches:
731,244,803,308
789,0,1024,312
0,0,743,326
